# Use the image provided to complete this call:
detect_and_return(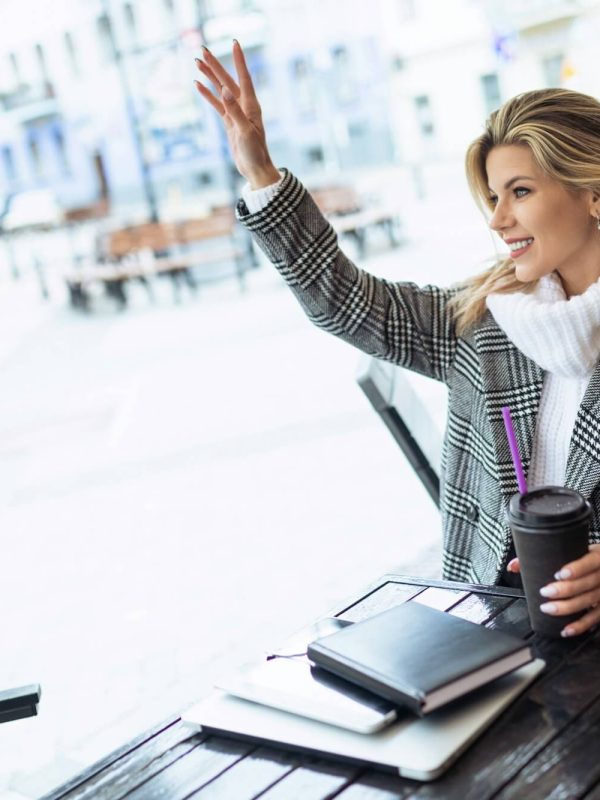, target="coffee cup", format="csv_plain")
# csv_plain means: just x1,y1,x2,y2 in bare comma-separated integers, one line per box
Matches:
506,486,591,637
